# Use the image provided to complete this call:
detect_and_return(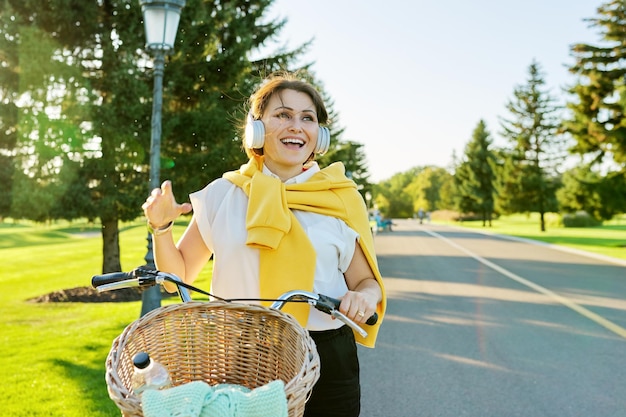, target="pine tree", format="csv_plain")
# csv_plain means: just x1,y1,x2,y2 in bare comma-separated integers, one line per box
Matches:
562,0,626,219
497,60,563,231
2,0,305,277
454,120,496,226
